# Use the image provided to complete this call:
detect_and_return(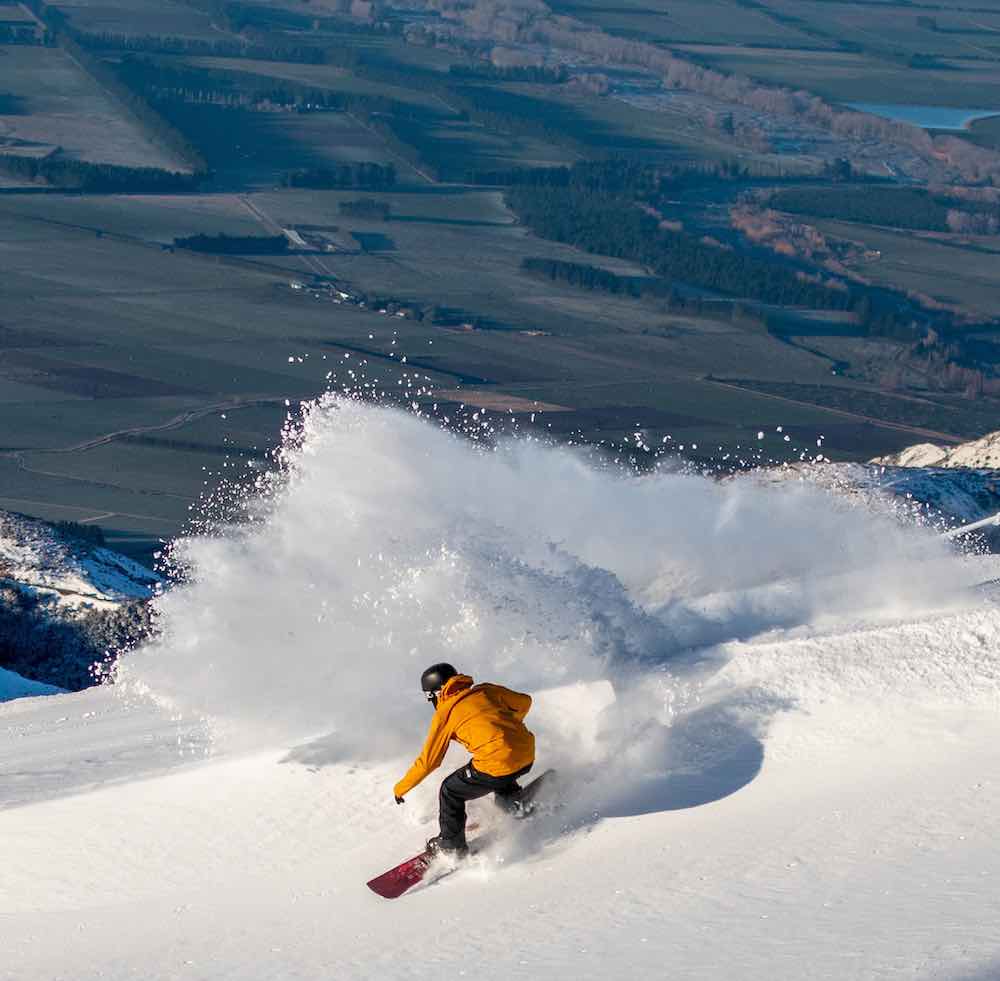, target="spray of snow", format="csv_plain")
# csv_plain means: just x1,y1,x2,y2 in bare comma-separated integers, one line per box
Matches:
114,396,993,812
